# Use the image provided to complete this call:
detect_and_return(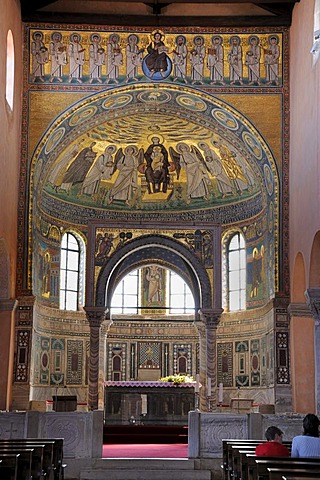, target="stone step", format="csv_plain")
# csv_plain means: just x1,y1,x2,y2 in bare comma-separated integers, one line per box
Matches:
80,468,211,480
80,459,211,480
90,458,195,470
